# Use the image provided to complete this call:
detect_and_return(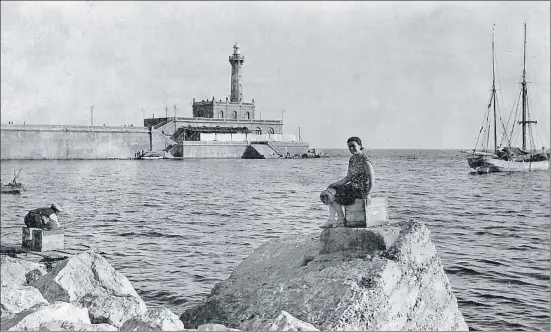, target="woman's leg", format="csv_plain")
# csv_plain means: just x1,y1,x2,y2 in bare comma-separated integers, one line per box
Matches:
327,204,337,221
330,201,346,225
320,197,342,228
